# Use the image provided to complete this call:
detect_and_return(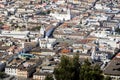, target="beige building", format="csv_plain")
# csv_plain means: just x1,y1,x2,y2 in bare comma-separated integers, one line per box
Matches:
33,72,48,80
